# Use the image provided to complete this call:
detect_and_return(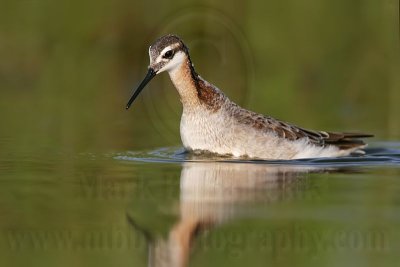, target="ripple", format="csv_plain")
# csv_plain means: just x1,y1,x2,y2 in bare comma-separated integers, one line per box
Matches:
114,142,400,167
